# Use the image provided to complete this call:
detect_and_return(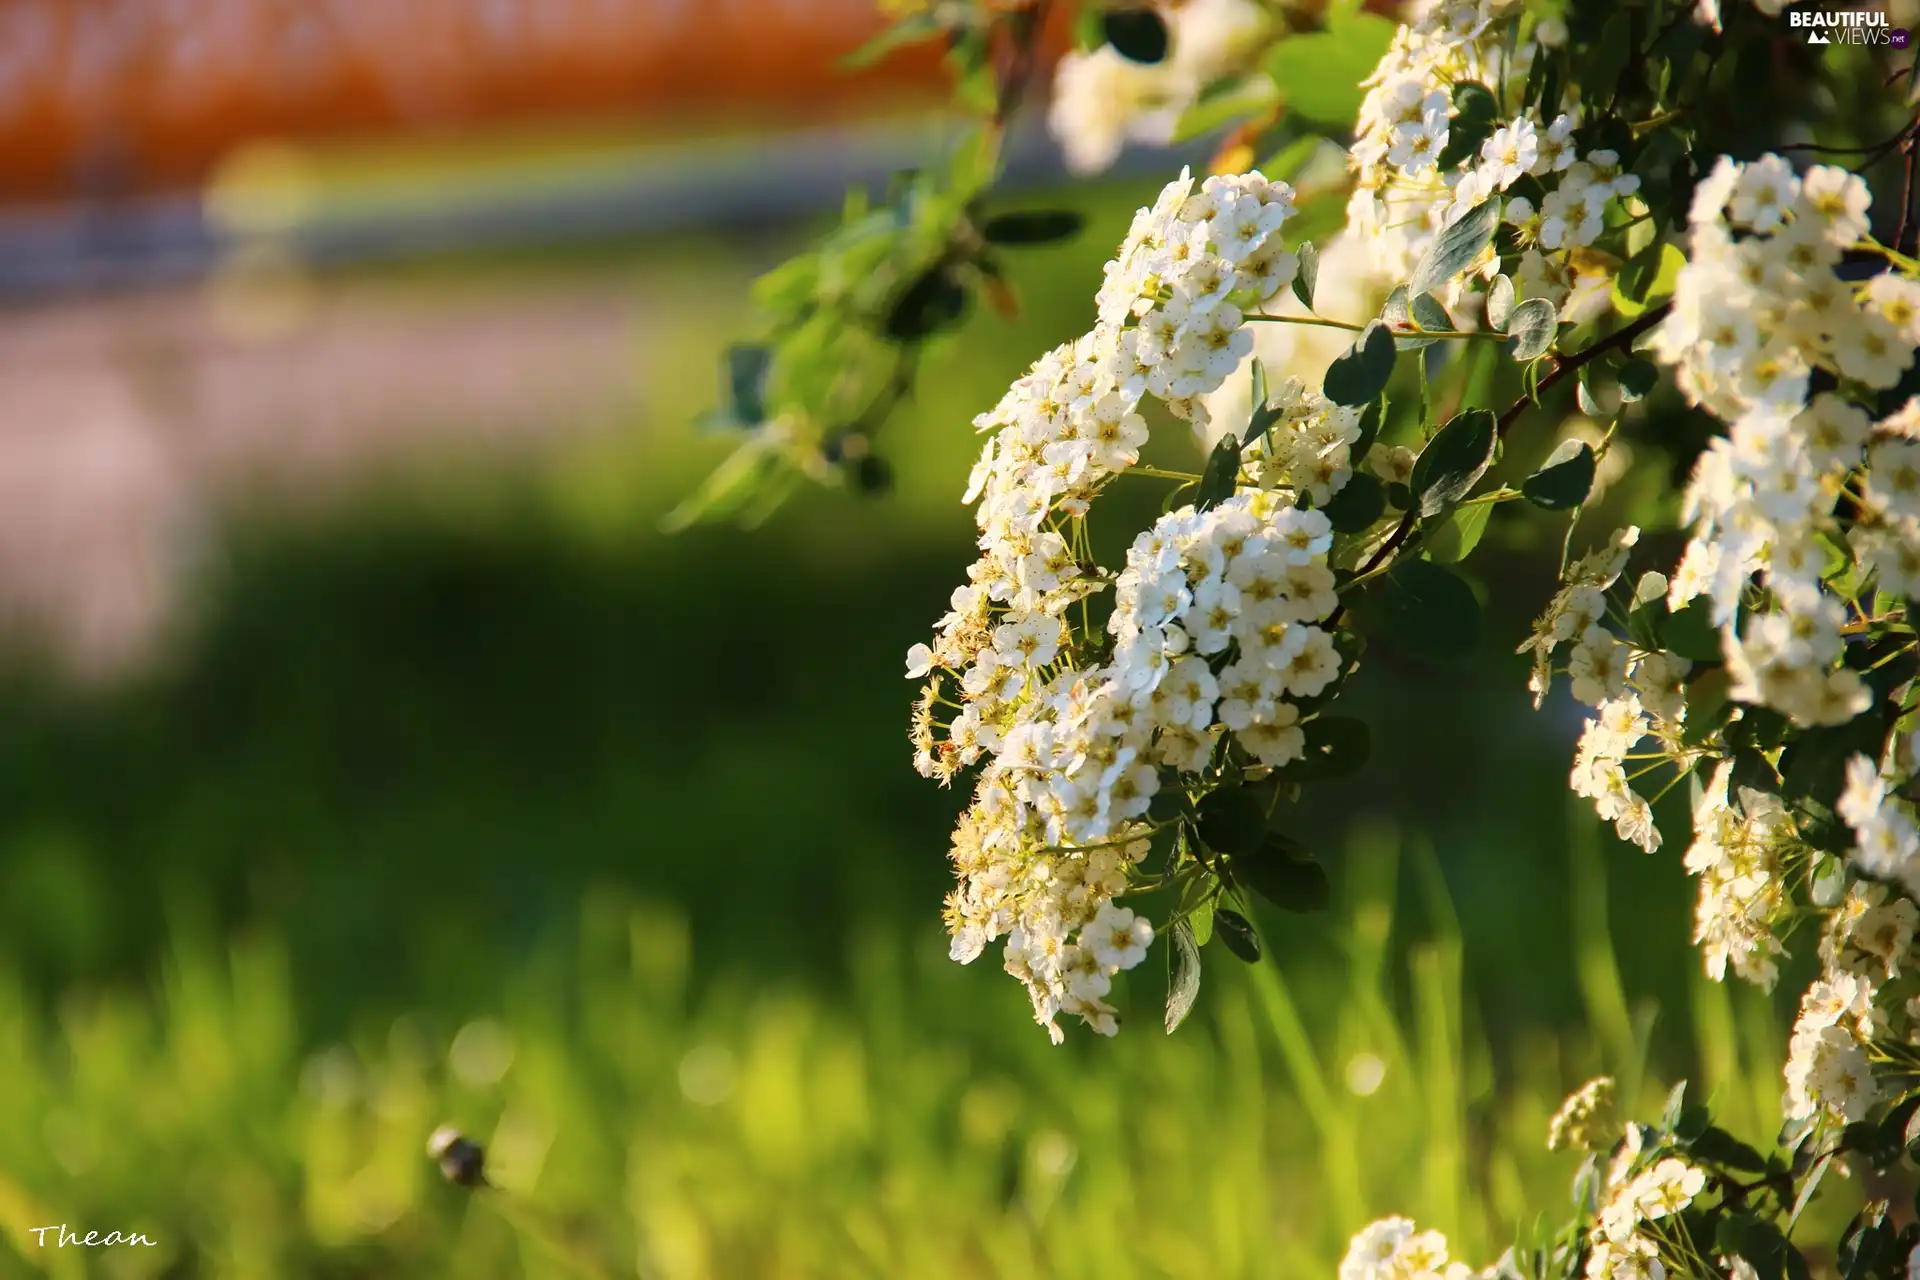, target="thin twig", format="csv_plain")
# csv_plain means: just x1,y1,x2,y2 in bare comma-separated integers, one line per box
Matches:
1324,512,1417,630
1495,305,1673,440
